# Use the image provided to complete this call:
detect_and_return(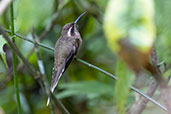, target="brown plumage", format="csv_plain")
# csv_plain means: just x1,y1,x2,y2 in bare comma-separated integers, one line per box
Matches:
47,23,82,106
51,23,82,92
46,11,86,106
